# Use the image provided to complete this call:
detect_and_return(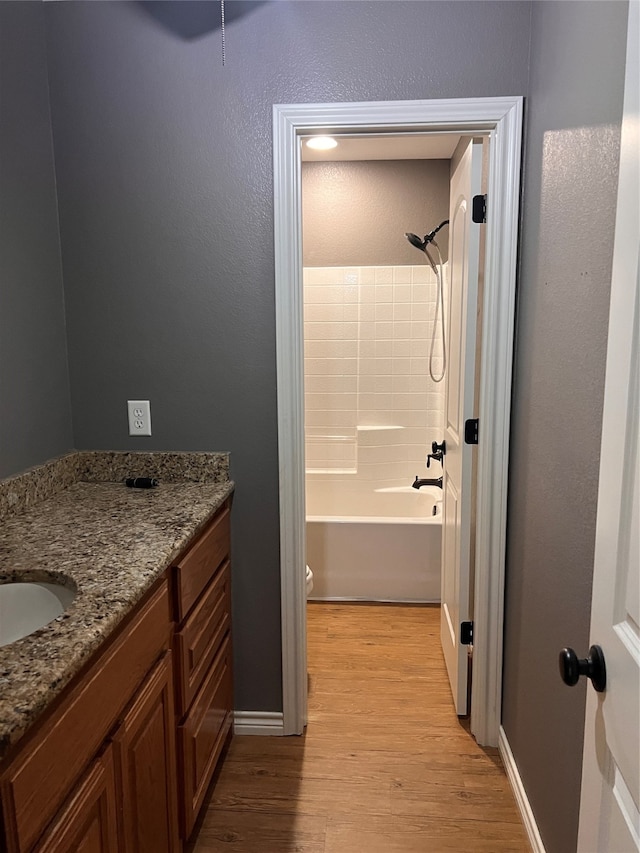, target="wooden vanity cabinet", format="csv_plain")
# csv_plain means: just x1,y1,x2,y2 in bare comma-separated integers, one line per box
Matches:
0,579,179,853
171,501,233,841
0,498,233,853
